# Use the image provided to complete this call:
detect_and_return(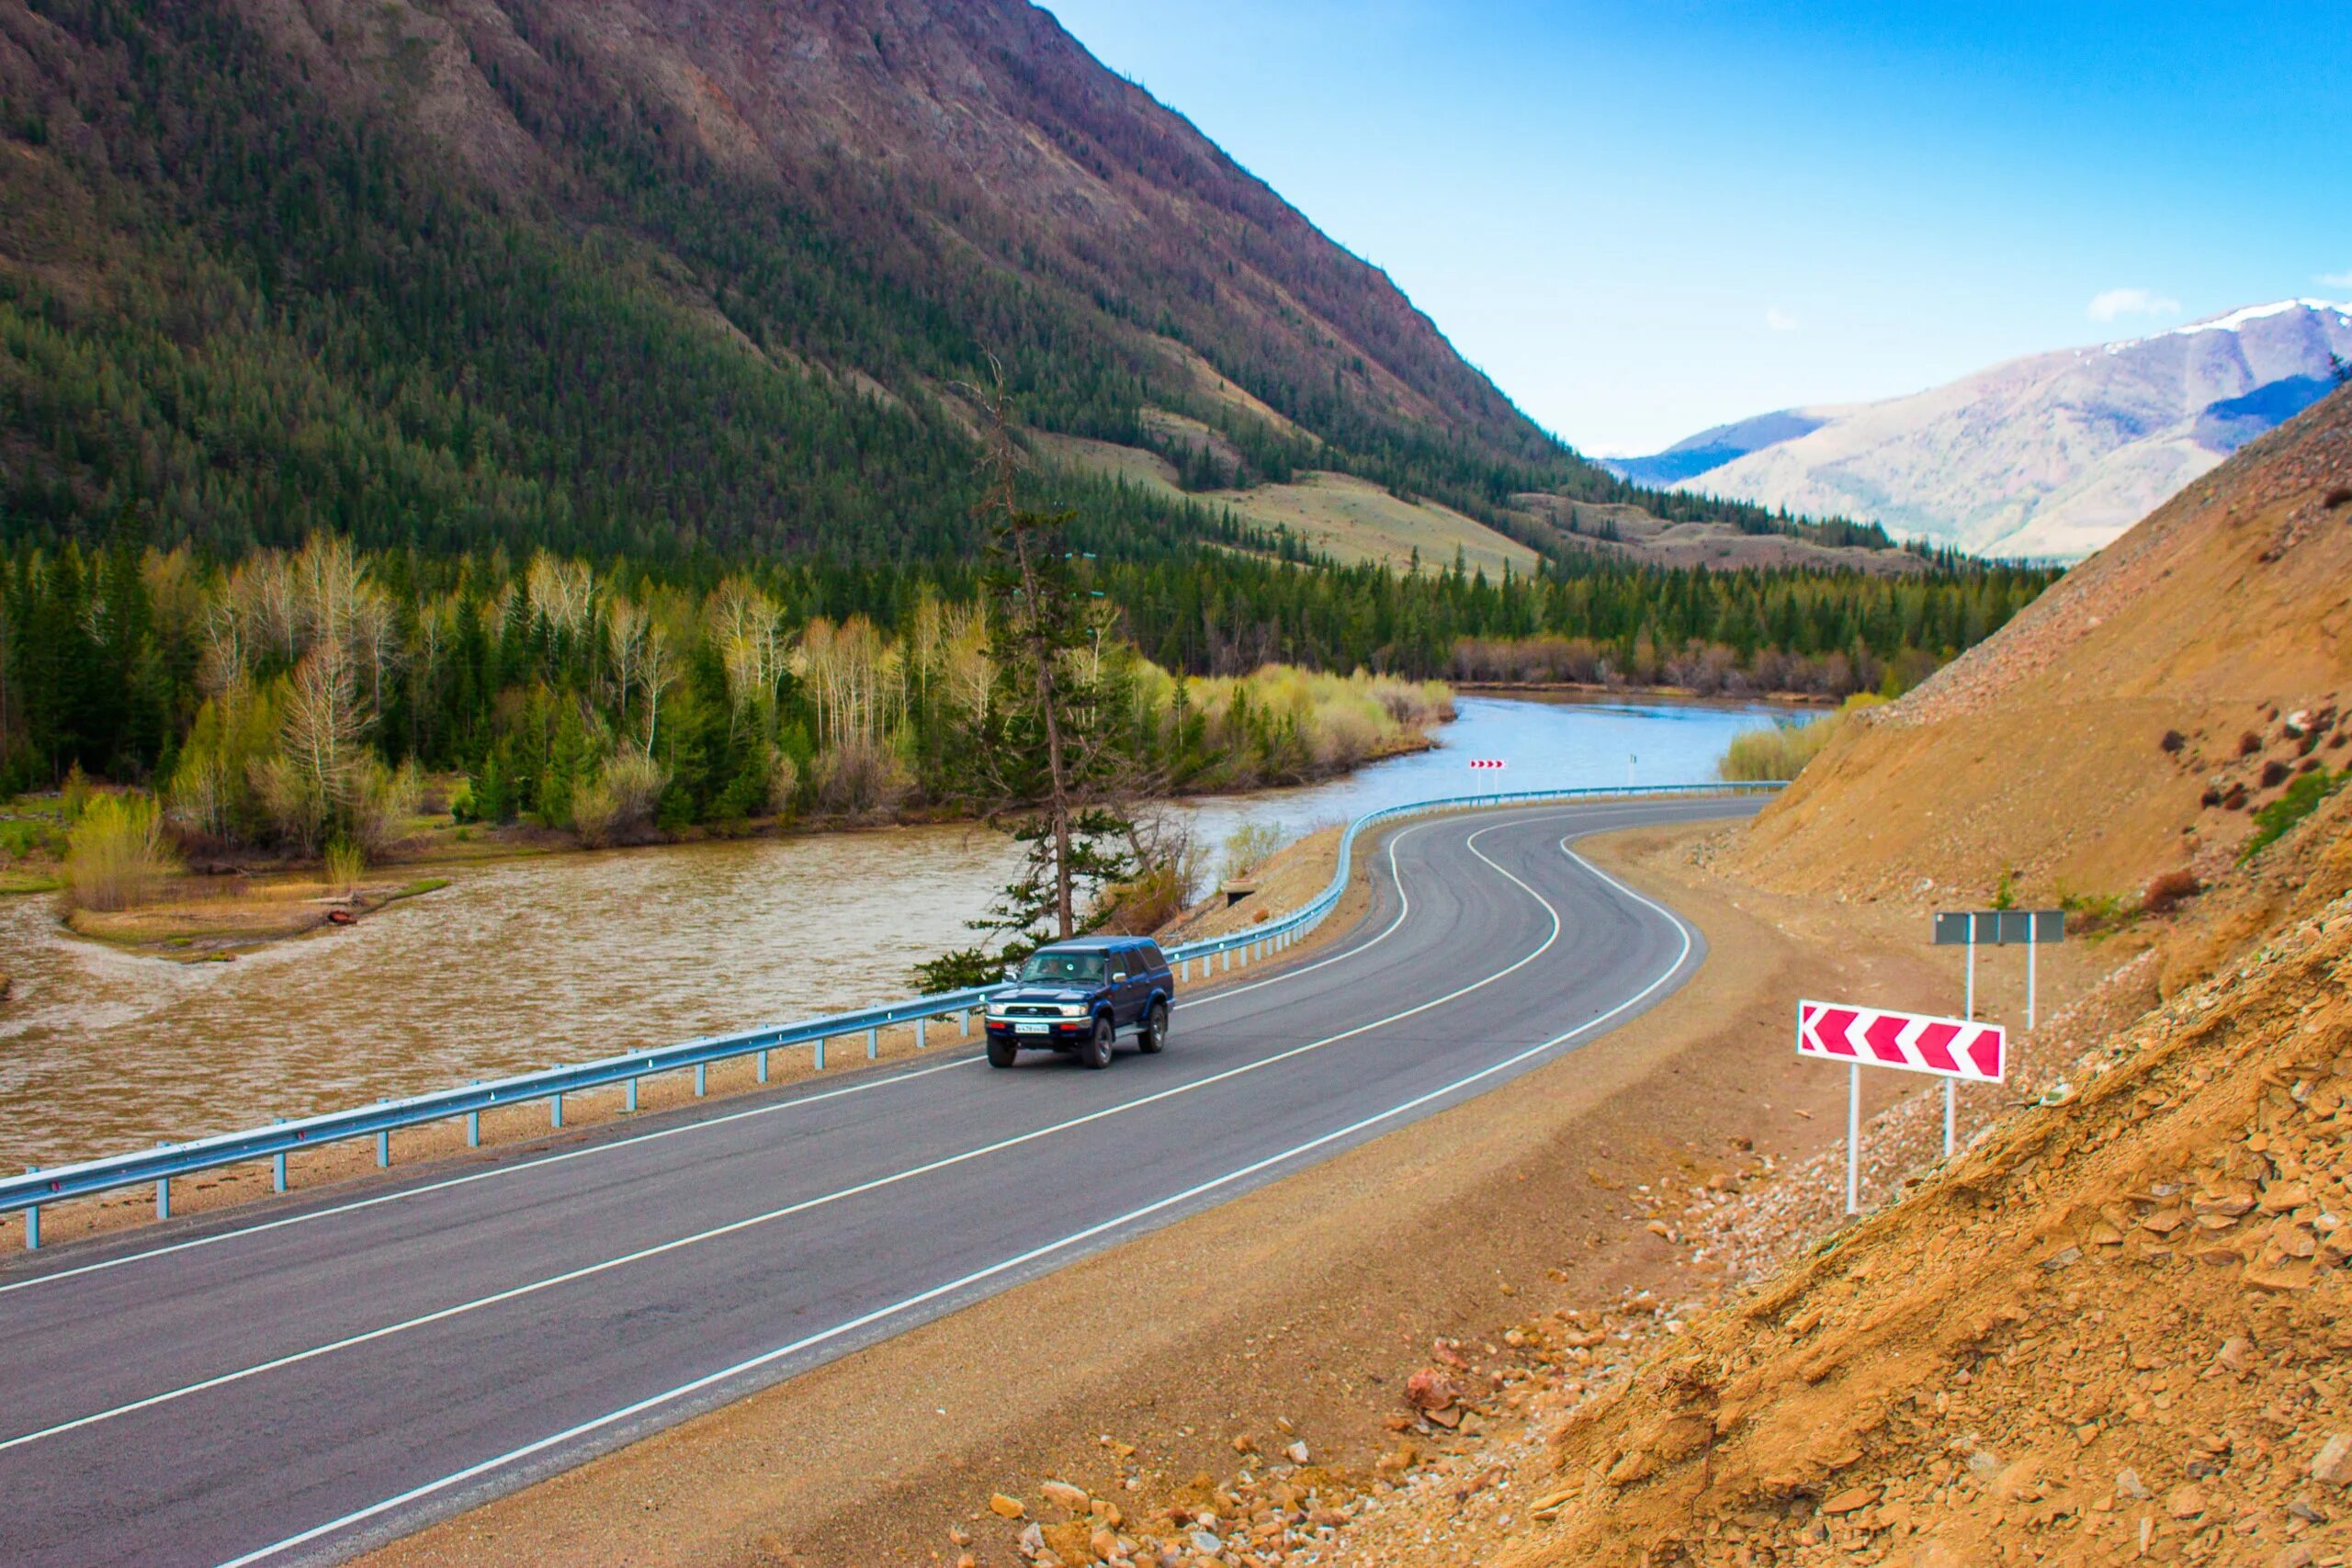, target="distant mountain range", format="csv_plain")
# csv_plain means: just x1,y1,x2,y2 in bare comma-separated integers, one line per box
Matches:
1604,301,2352,559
